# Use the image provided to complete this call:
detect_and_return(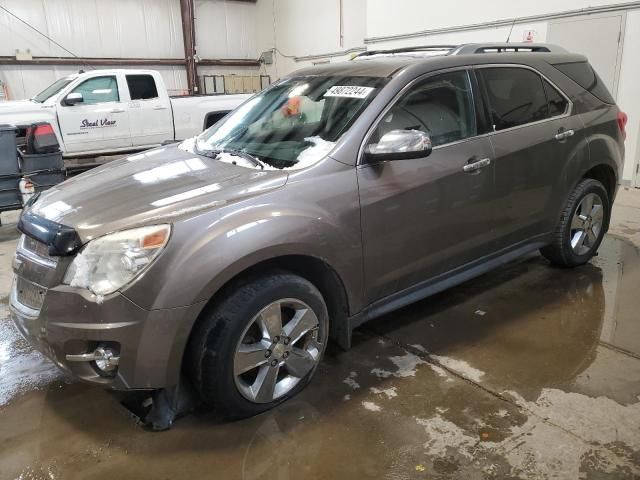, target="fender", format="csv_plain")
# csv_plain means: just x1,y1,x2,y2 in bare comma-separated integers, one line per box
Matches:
121,158,364,314
551,109,622,228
